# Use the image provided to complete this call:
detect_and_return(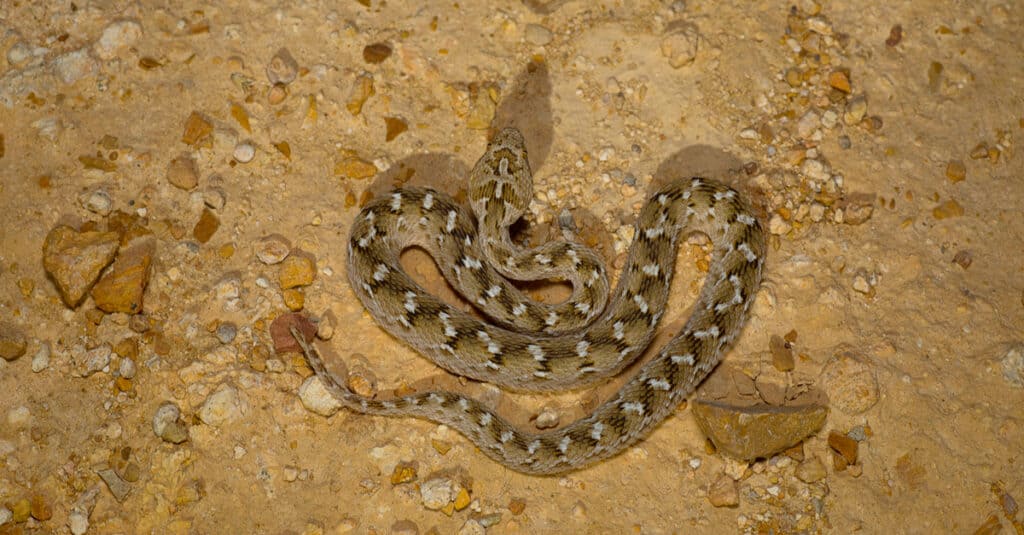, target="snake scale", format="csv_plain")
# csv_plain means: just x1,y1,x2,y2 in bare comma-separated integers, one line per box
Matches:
294,128,765,475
